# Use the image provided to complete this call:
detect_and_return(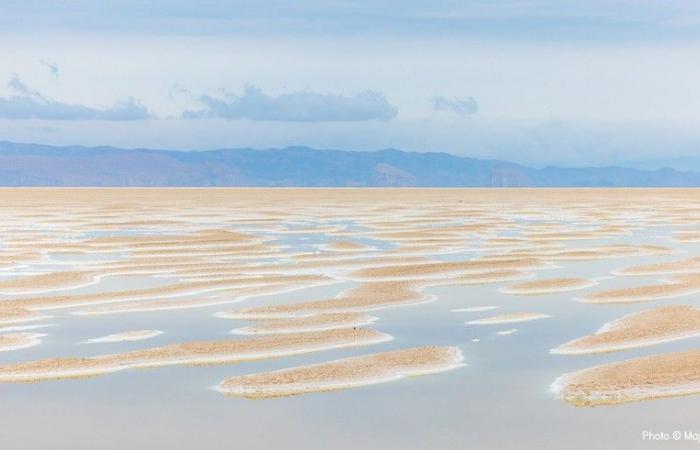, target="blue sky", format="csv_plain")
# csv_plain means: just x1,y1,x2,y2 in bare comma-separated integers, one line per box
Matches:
2,1,700,166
